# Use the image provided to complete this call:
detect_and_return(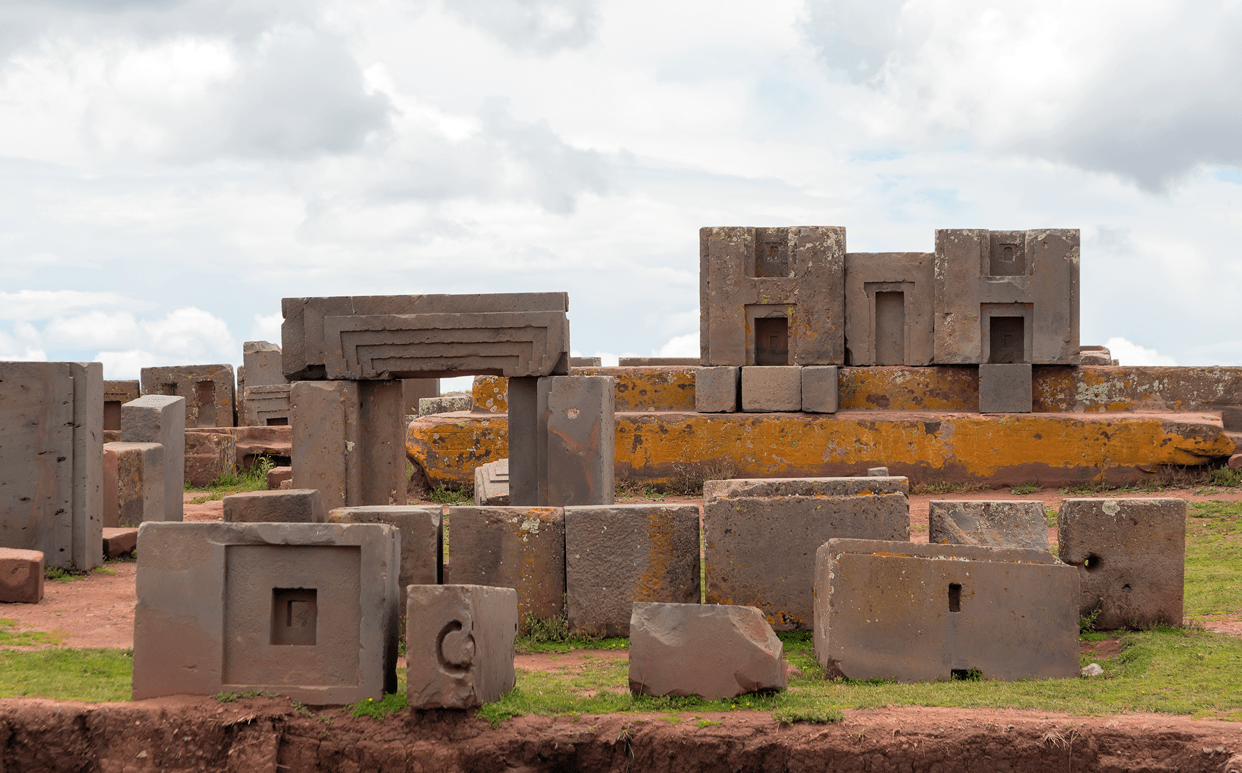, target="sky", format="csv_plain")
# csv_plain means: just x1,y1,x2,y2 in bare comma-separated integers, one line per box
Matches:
1,0,1240,385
